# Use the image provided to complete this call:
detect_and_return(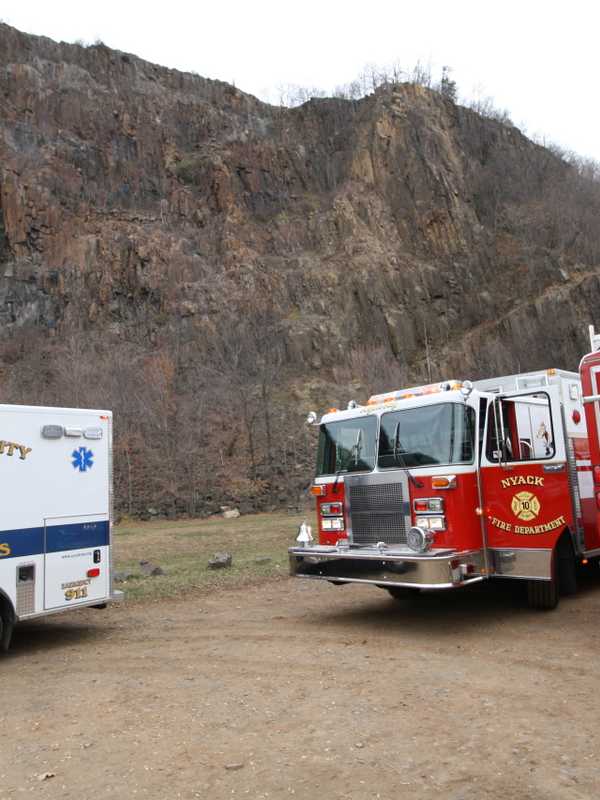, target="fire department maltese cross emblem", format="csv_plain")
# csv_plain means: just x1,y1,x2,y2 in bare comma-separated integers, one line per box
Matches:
511,491,541,521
